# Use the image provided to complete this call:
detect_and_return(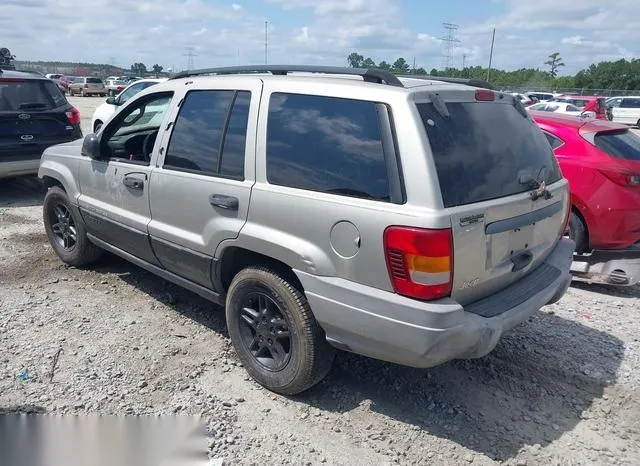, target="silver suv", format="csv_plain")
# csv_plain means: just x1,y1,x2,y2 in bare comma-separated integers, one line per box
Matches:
38,66,574,394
